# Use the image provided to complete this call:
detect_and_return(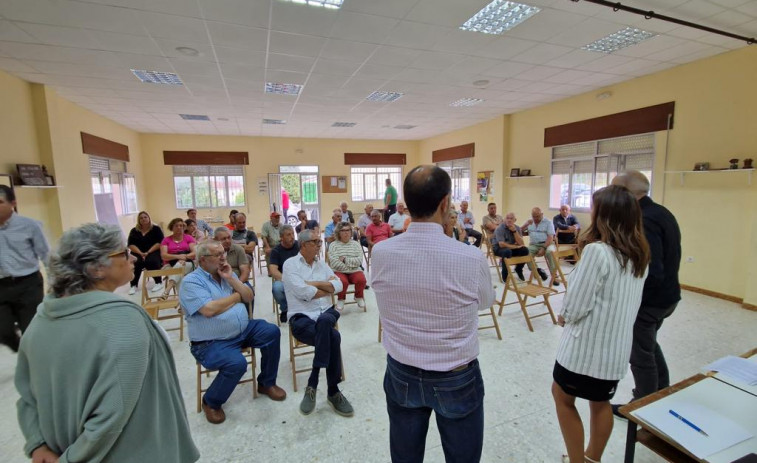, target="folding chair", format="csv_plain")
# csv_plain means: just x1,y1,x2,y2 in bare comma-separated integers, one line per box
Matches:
497,255,558,332
257,246,267,275
272,297,281,327
288,322,344,392
479,306,502,340
556,229,578,250
141,267,185,341
481,225,504,283
550,248,581,294
361,245,371,273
